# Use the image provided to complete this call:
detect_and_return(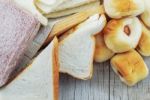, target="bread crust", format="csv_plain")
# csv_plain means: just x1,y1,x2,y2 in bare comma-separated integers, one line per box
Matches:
52,38,59,100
